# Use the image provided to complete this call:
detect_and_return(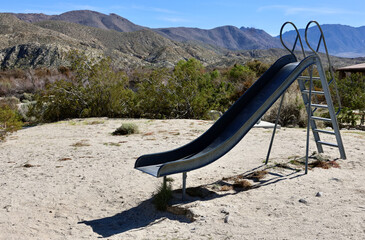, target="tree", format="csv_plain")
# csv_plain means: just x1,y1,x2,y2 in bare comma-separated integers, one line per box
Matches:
0,105,23,141
337,73,365,126
29,51,134,122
